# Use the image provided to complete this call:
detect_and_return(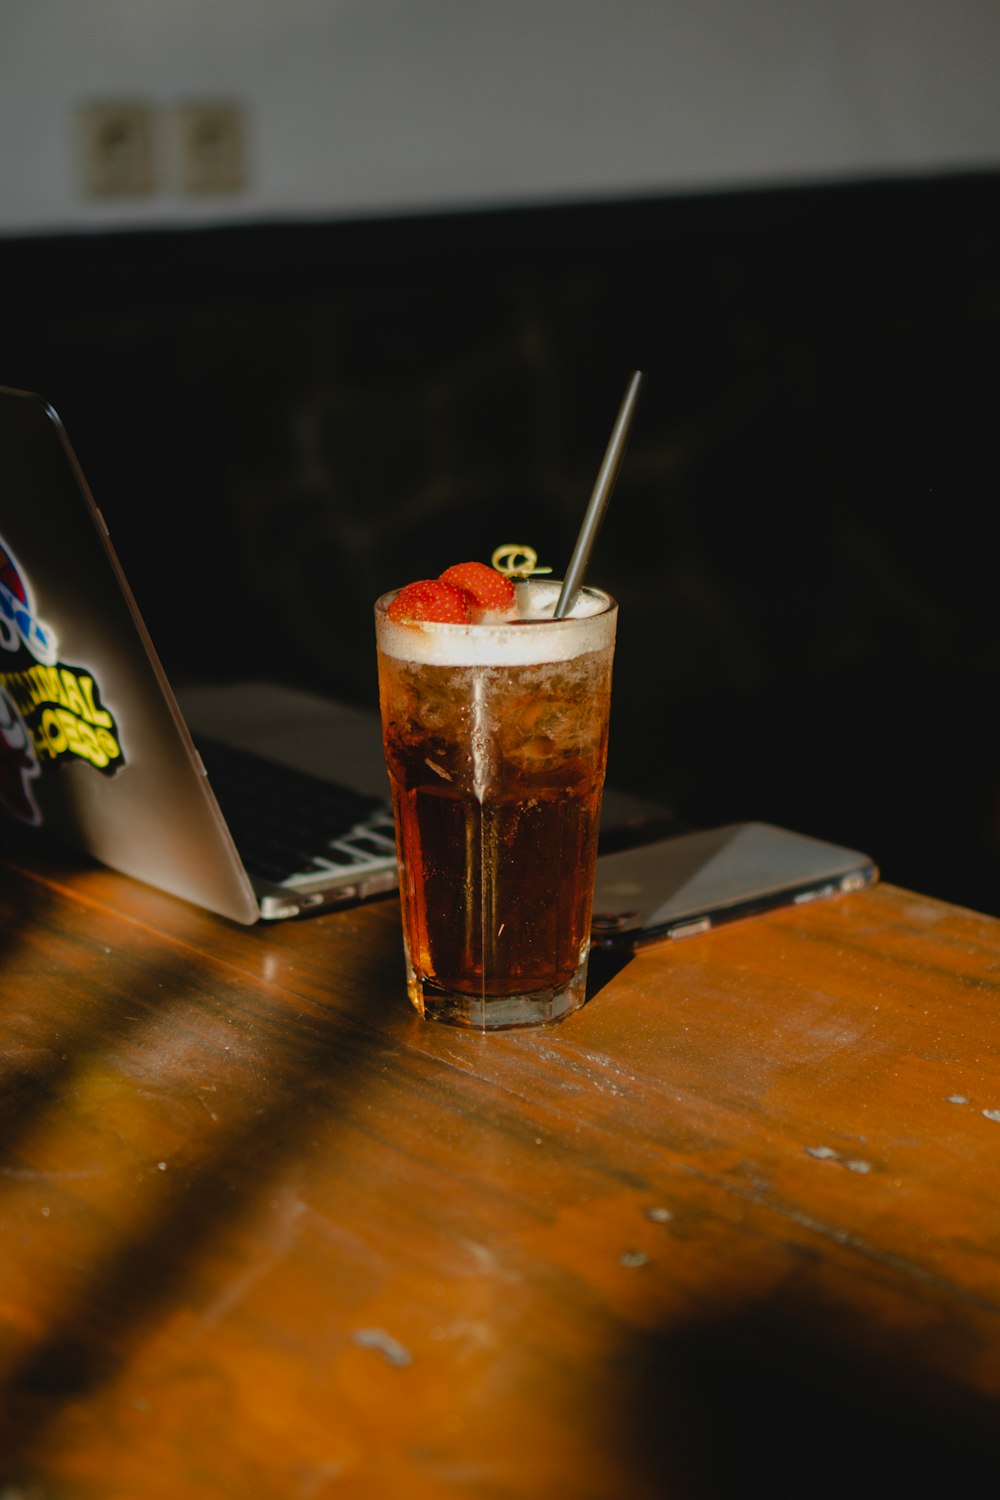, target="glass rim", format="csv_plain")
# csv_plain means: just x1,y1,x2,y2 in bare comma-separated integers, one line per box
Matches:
374,581,617,632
